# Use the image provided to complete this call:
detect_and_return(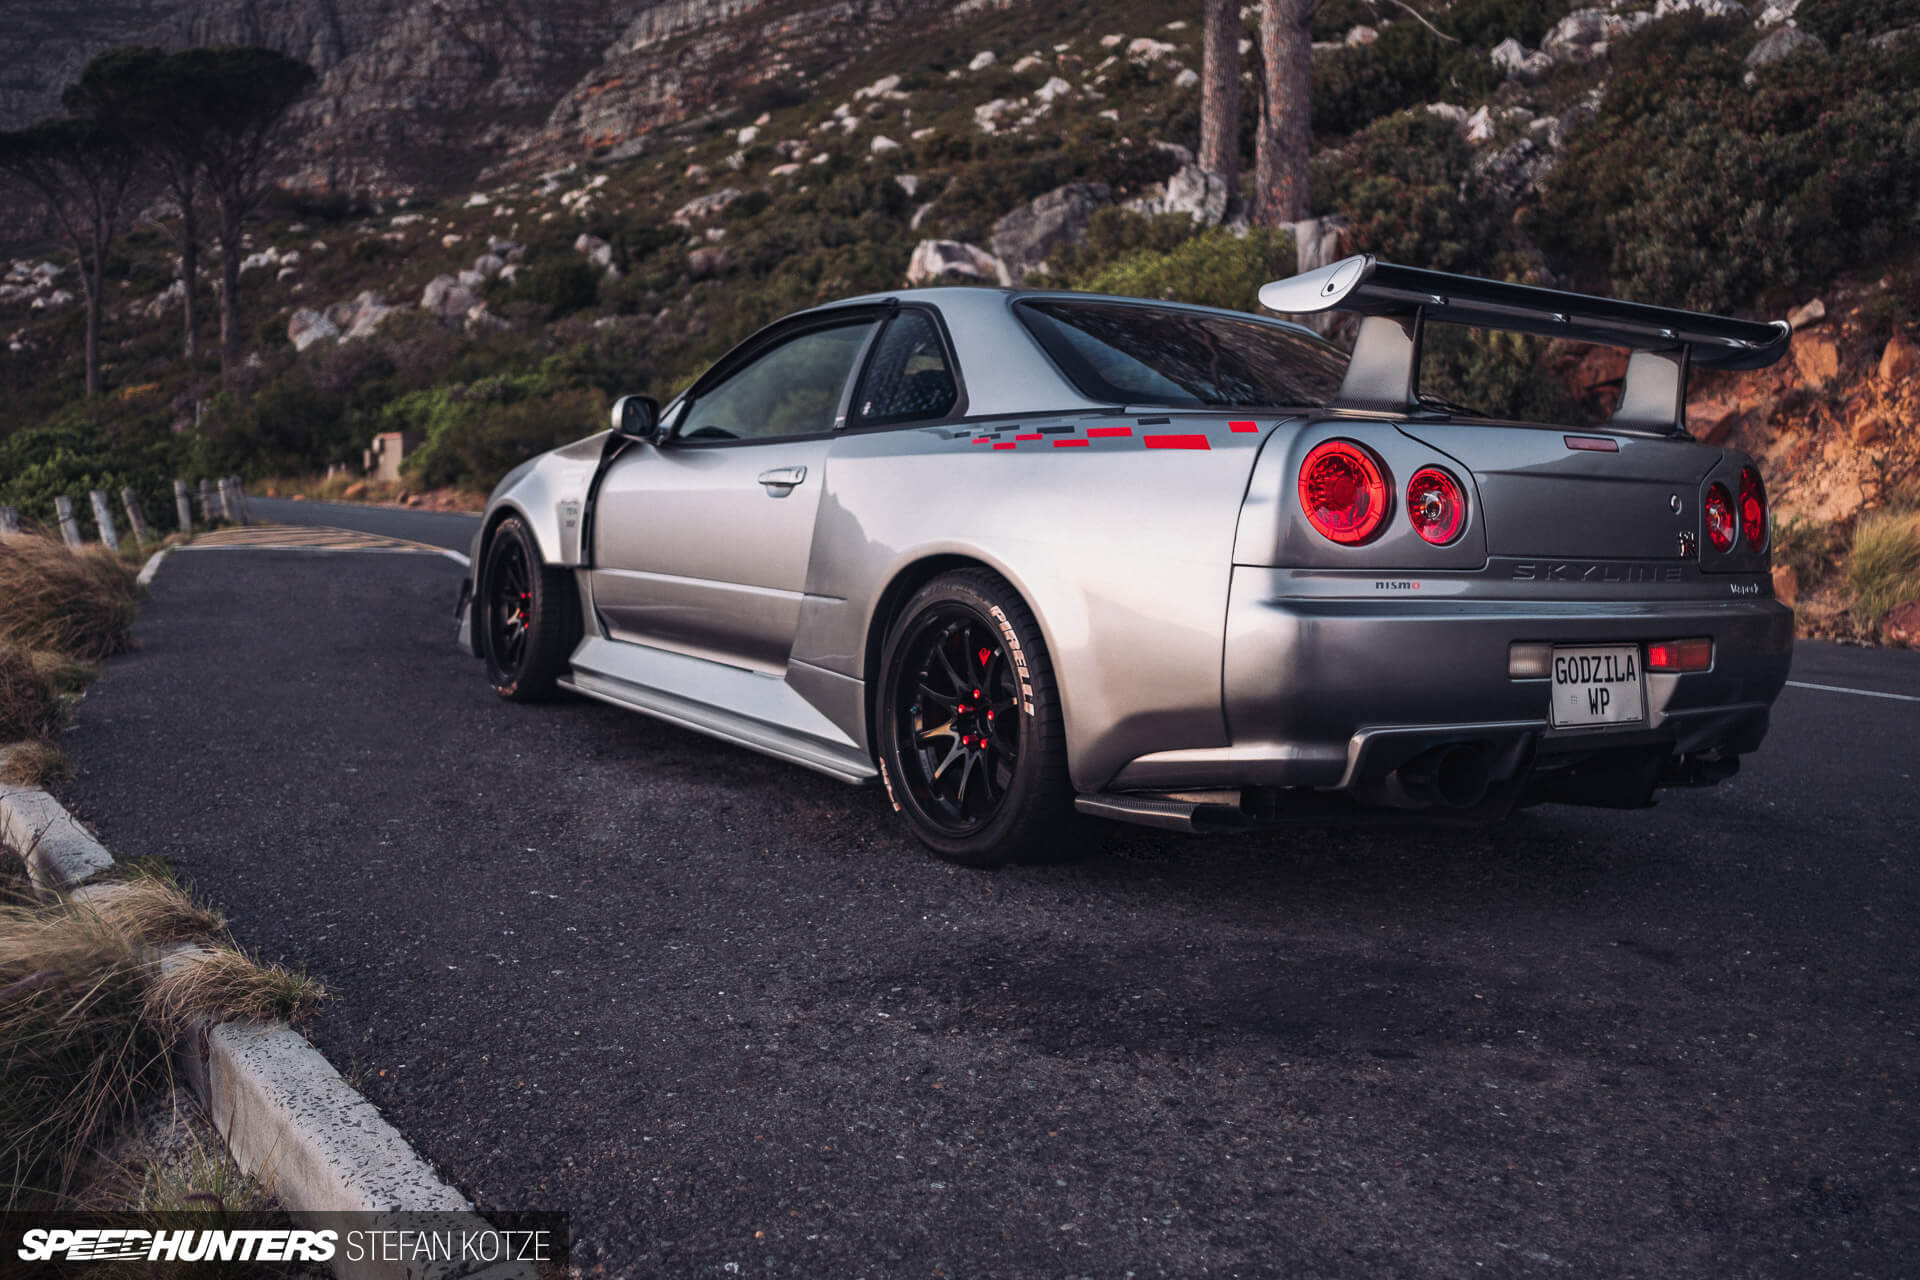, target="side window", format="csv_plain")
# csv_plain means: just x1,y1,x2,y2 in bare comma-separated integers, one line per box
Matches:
680,320,877,442
852,310,959,425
